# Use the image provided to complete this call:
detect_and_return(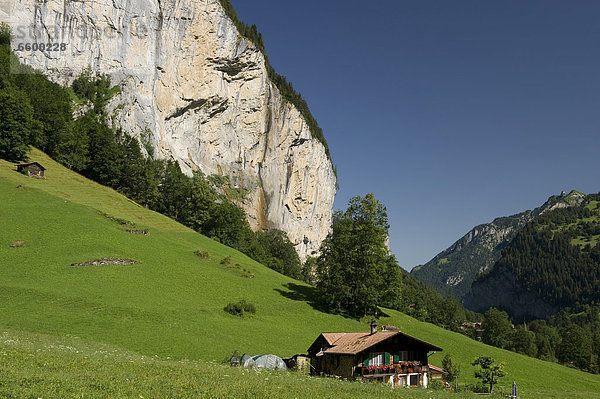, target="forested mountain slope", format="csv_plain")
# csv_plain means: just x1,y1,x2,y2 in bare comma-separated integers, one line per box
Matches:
465,194,600,320
411,190,585,301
